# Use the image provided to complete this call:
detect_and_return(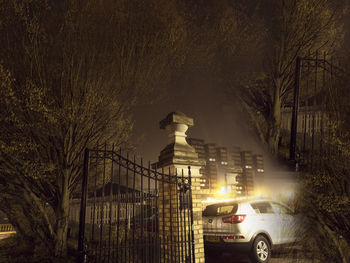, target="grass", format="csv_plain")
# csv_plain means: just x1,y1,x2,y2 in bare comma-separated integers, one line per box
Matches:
0,235,78,263
0,235,32,263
